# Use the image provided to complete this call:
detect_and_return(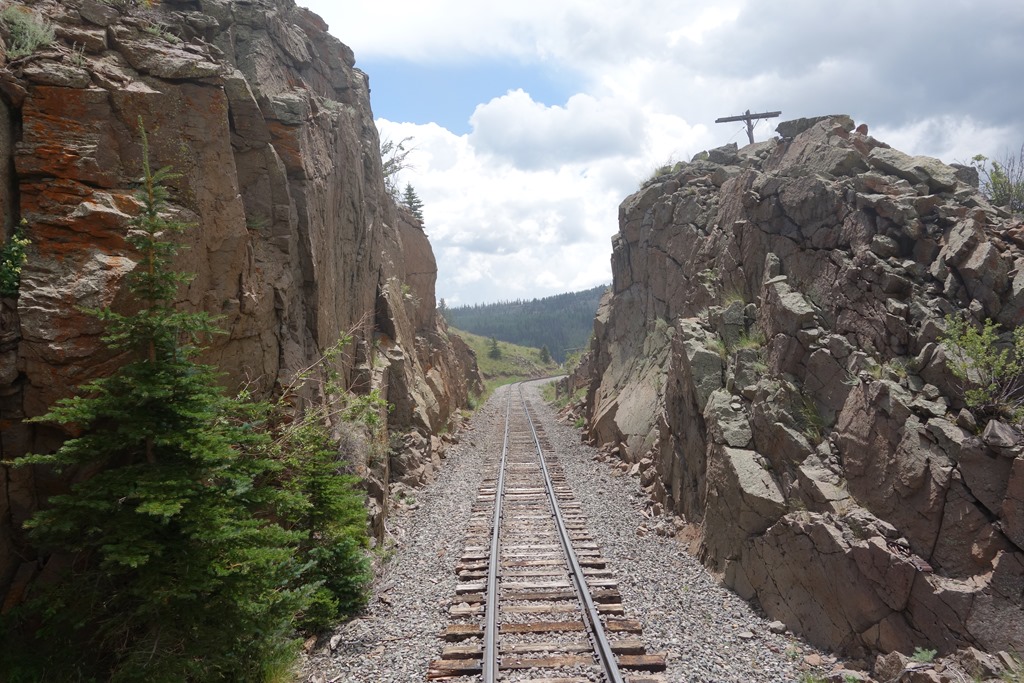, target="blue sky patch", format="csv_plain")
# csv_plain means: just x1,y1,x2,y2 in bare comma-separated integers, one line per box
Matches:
358,58,580,134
